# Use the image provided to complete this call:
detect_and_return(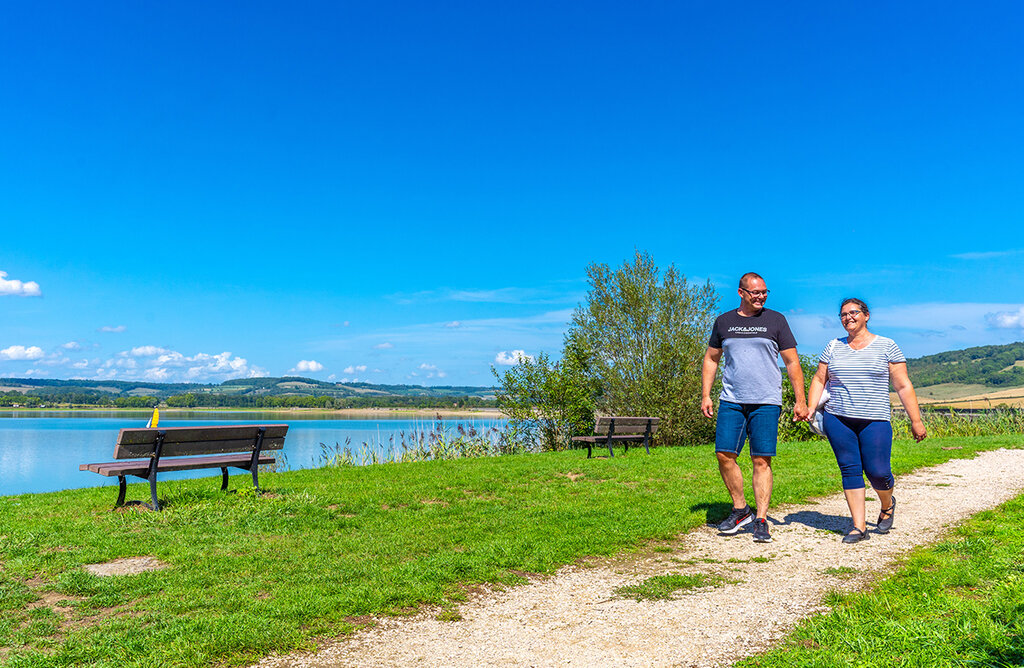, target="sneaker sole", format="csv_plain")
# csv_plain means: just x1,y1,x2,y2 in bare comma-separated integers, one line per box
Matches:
753,536,773,543
718,515,753,535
